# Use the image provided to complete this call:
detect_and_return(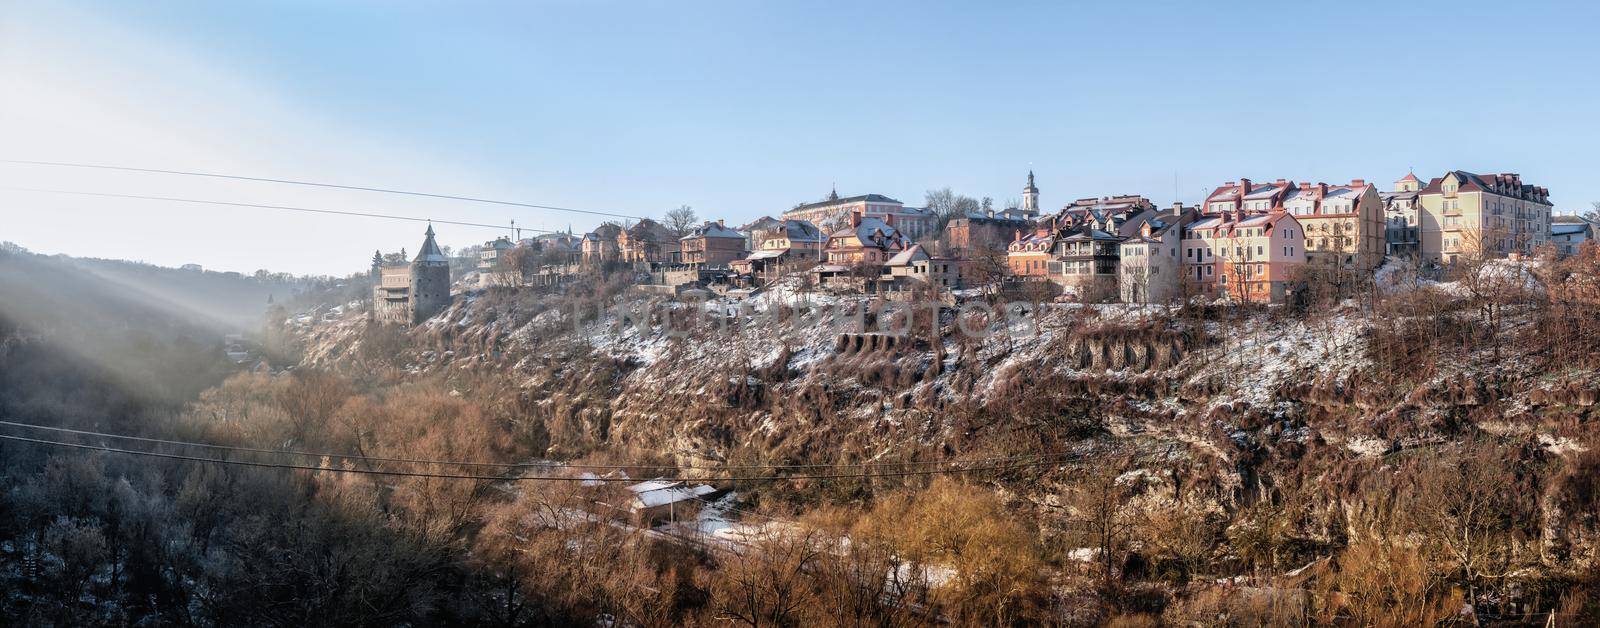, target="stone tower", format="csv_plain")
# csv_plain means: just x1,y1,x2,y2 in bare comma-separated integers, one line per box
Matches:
1022,170,1040,214
409,224,452,323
